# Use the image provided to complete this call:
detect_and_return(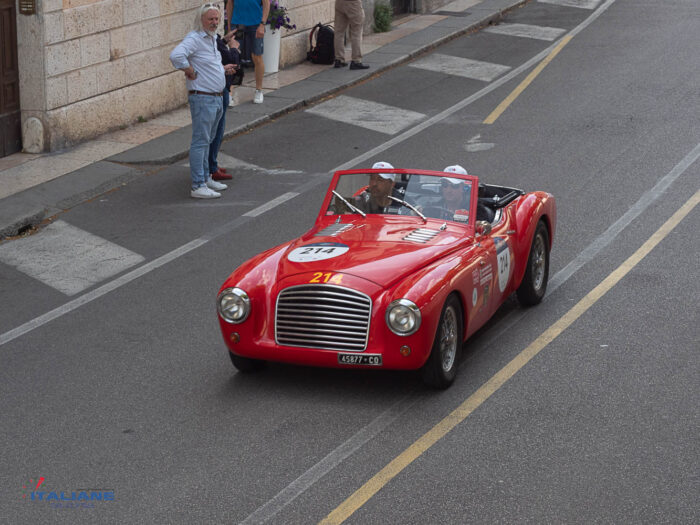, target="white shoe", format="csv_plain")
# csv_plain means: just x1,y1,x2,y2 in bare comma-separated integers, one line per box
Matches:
206,177,228,191
253,90,263,104
190,186,221,199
